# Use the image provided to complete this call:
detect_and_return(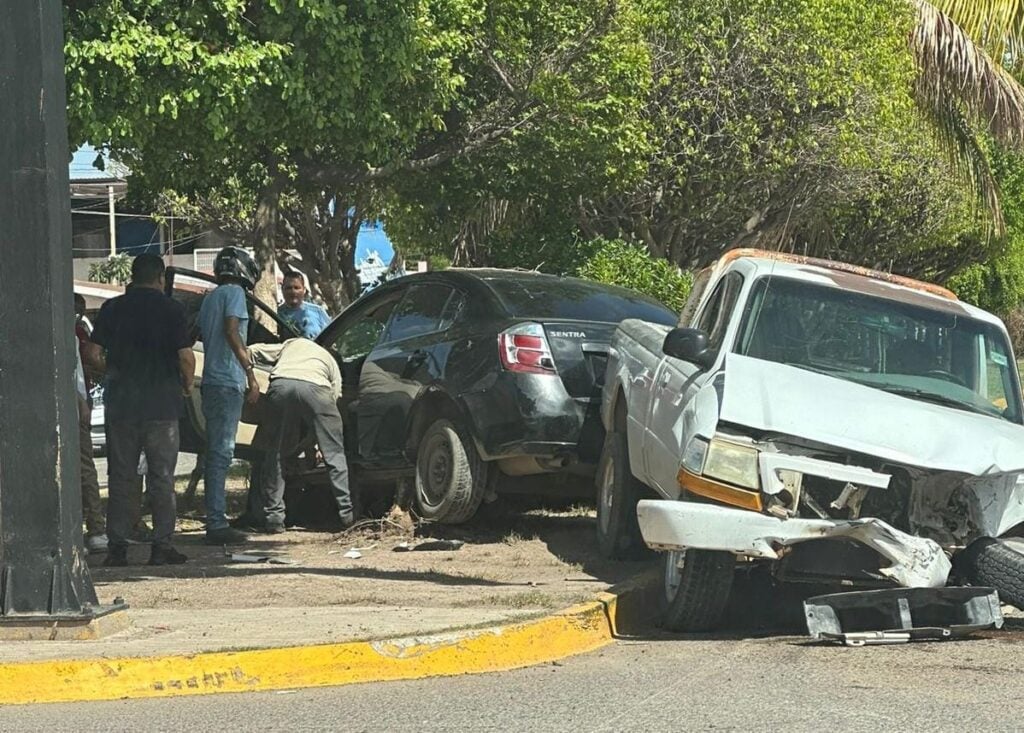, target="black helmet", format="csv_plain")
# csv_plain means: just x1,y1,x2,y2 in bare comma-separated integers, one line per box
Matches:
213,246,259,290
